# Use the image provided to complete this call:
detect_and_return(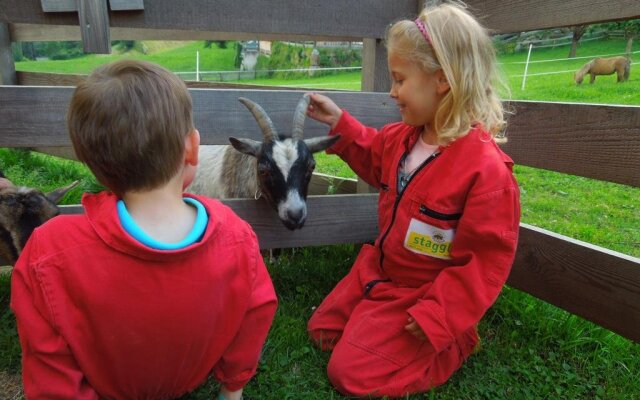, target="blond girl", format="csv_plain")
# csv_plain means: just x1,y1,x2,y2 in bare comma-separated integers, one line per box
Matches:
306,2,520,397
